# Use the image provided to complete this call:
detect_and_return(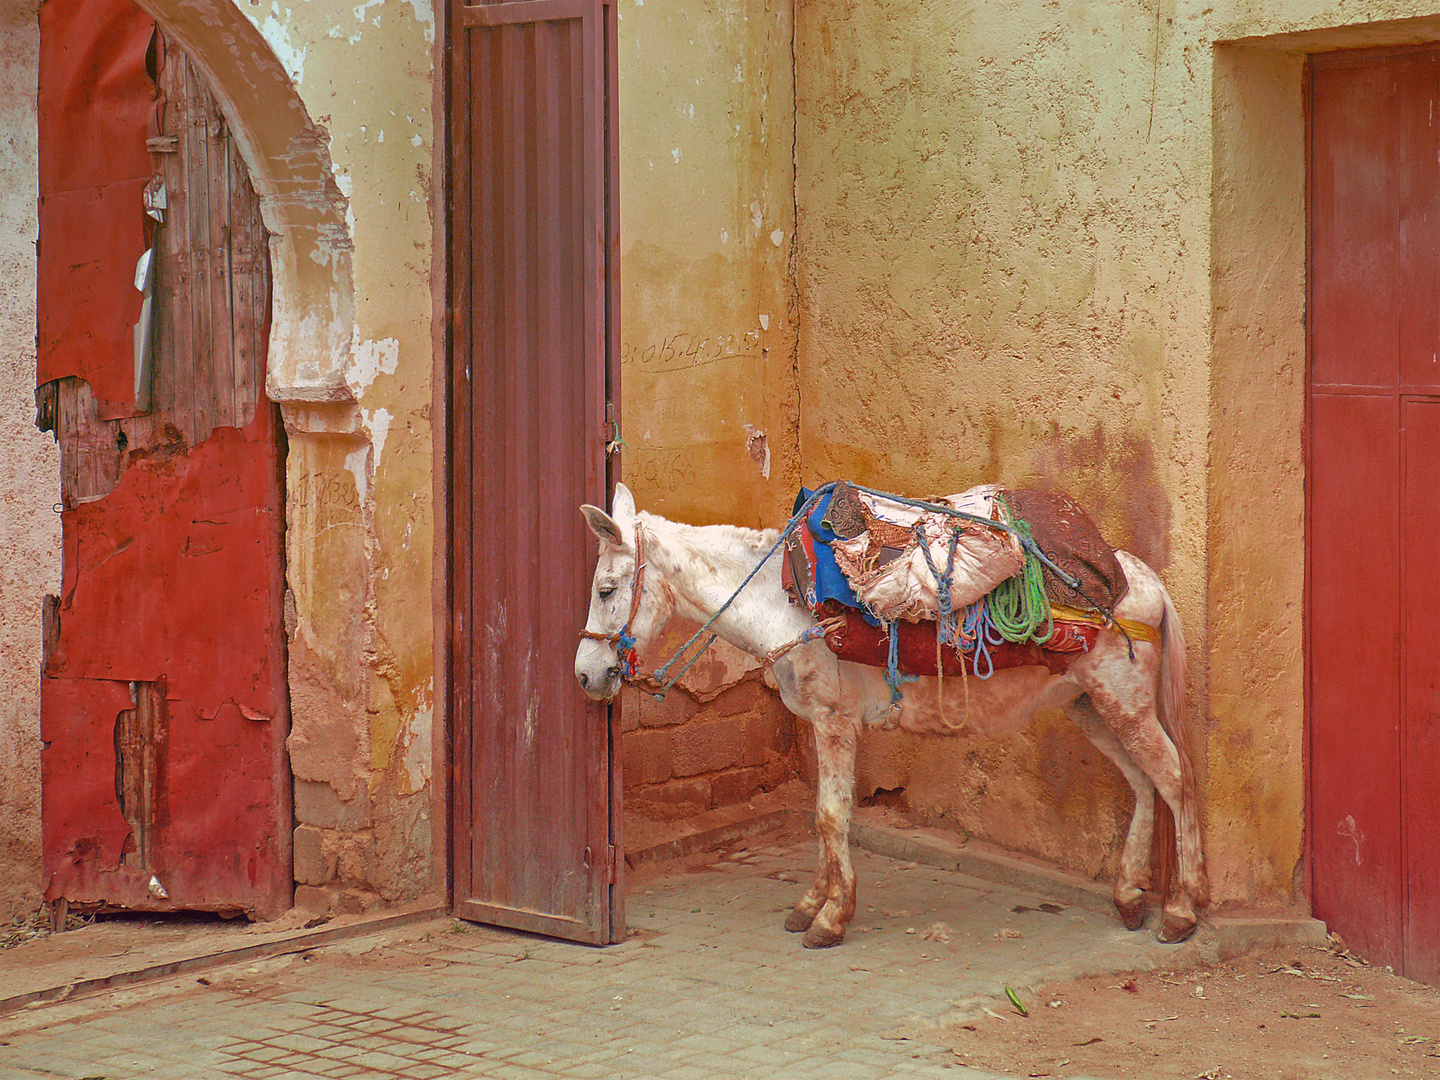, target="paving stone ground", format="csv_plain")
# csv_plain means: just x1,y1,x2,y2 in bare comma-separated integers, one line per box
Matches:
0,837,1199,1080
